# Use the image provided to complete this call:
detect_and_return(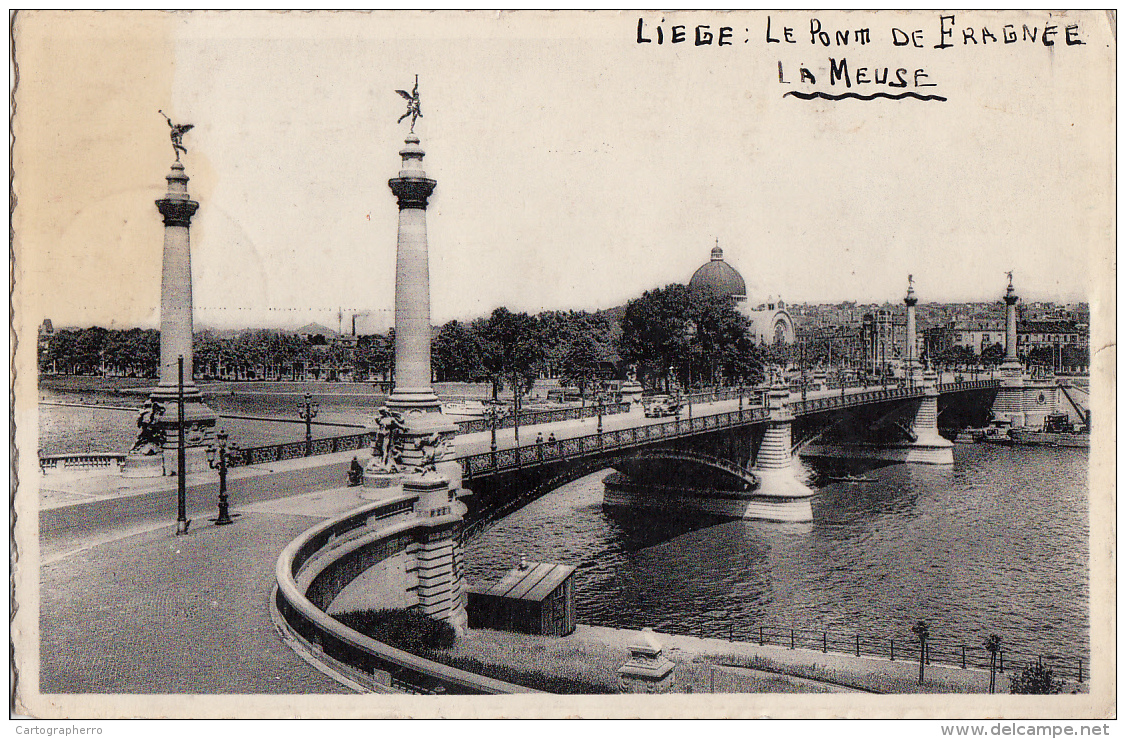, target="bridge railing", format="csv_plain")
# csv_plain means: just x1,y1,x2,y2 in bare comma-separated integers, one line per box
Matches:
461,406,771,479
126,380,996,475
790,386,923,415
454,402,631,435
681,387,747,405
936,379,999,393
228,432,371,468
459,380,998,479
